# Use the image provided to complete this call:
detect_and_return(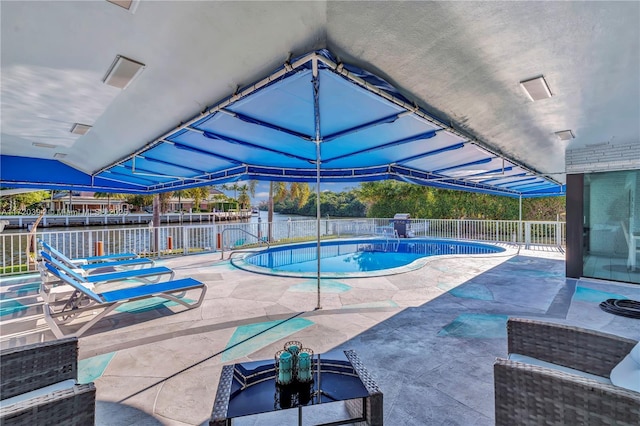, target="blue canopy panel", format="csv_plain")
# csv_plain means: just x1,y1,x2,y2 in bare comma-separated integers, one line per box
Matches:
0,156,148,193
0,50,565,198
